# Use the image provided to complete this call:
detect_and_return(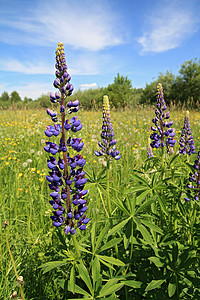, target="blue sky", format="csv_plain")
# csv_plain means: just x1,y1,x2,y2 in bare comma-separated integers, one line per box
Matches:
0,0,200,100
